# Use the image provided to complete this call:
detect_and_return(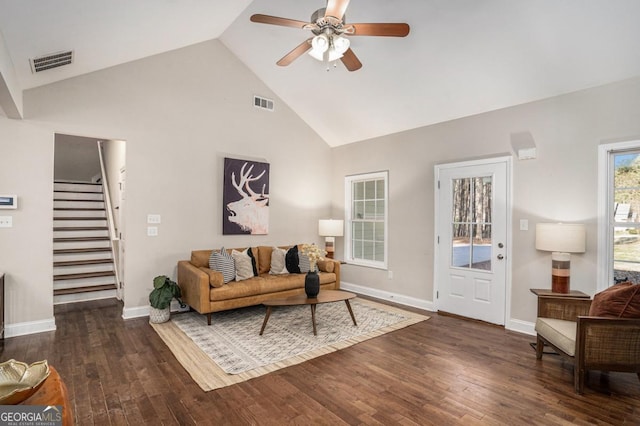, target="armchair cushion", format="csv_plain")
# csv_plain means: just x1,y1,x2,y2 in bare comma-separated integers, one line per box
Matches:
589,283,640,318
535,318,577,356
